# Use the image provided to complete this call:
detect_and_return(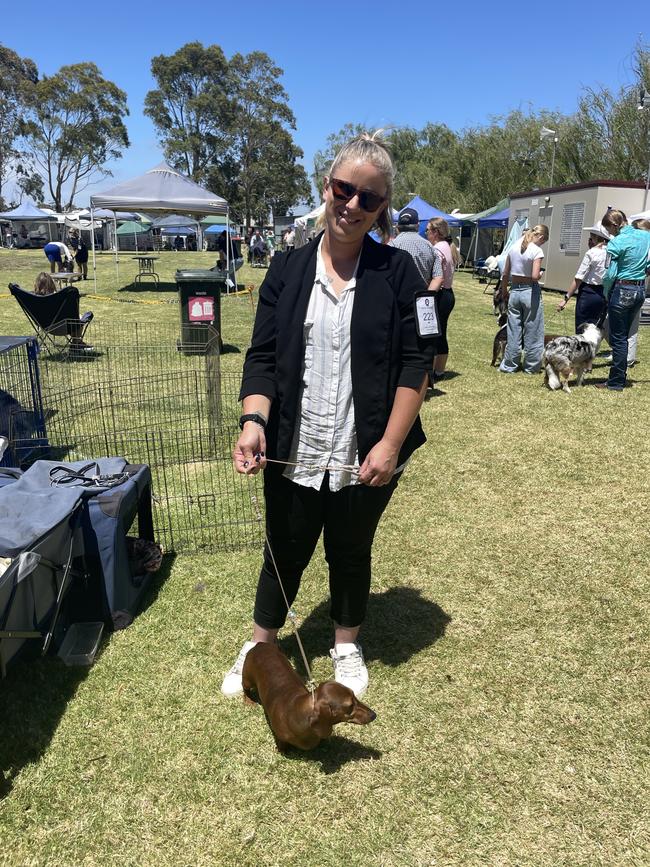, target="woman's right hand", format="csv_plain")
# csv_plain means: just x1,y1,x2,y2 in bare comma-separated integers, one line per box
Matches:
557,300,567,312
233,423,267,475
